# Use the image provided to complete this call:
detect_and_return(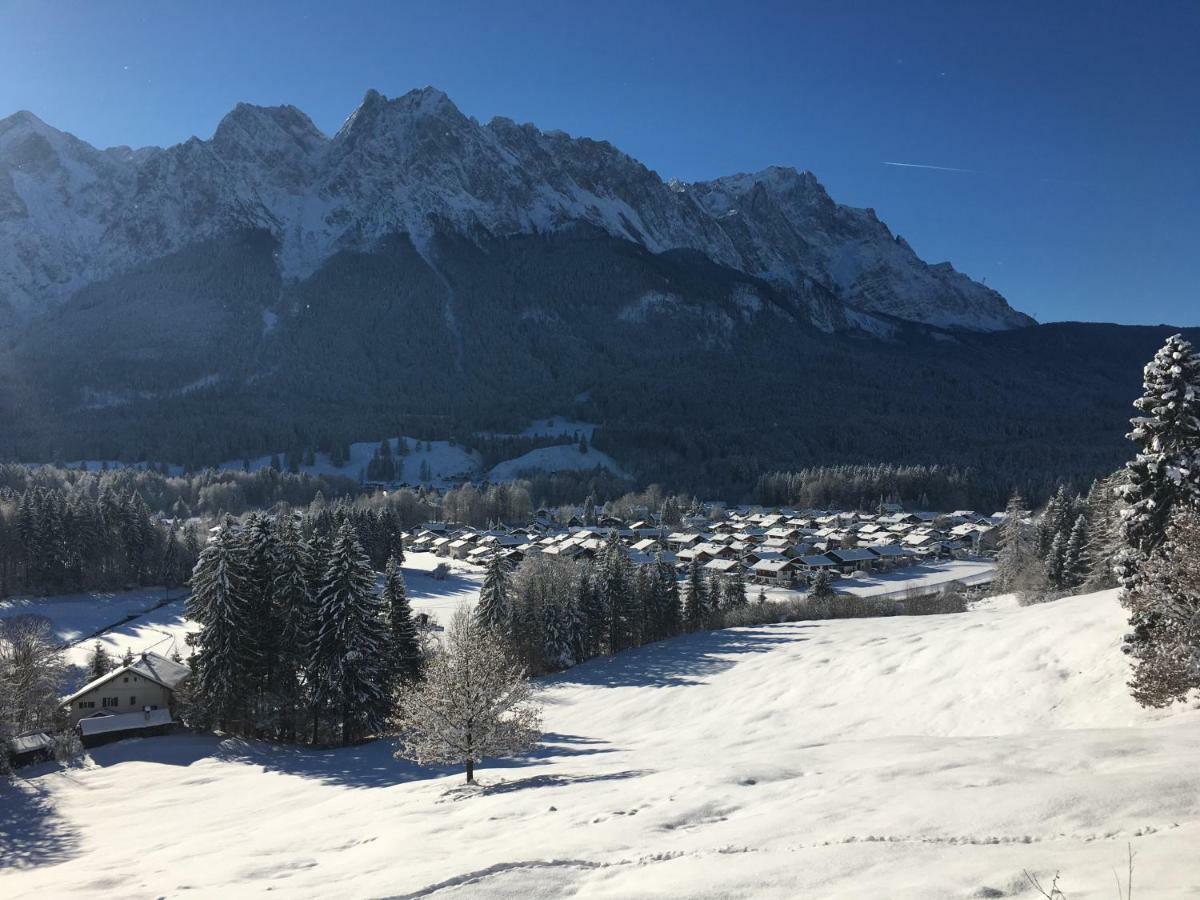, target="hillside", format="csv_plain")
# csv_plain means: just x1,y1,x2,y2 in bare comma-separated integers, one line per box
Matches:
4,590,1198,898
